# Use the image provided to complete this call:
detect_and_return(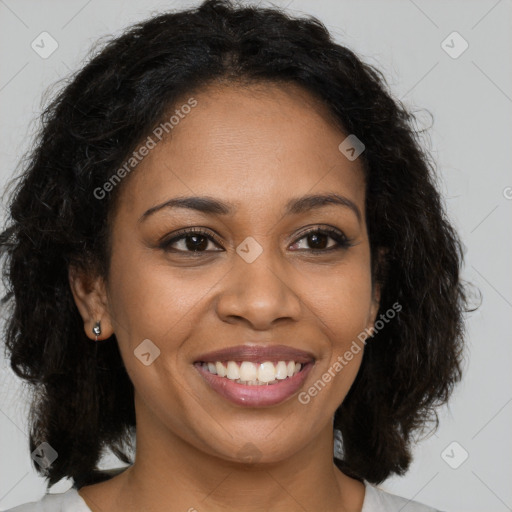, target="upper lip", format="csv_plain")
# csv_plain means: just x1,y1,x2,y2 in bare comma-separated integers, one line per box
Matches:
194,344,315,364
